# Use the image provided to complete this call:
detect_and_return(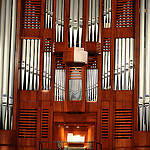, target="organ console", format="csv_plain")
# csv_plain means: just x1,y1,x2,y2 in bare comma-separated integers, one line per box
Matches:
0,0,150,150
